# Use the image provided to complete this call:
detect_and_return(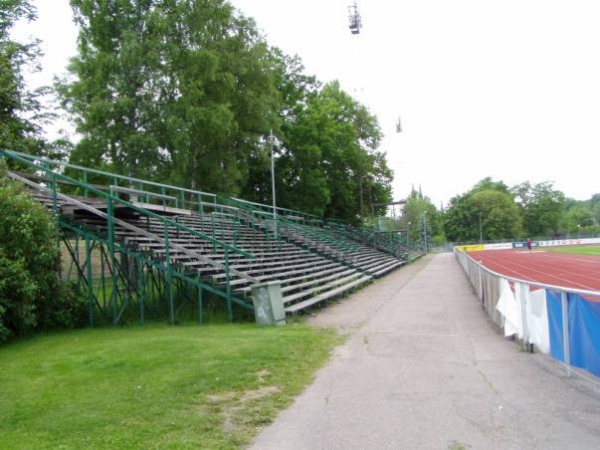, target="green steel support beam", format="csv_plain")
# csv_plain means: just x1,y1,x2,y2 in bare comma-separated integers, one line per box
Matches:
106,198,119,324
198,285,204,324
164,226,175,324
138,258,145,324
85,234,94,326
225,250,232,322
